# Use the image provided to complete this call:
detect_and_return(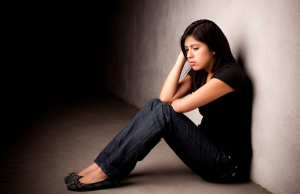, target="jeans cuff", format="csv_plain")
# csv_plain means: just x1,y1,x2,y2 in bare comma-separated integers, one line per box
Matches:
94,159,124,180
